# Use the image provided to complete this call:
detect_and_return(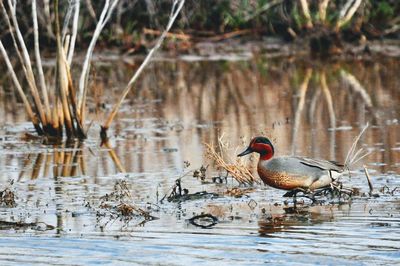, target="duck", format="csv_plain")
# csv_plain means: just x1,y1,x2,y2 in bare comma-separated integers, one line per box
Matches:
237,136,343,192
